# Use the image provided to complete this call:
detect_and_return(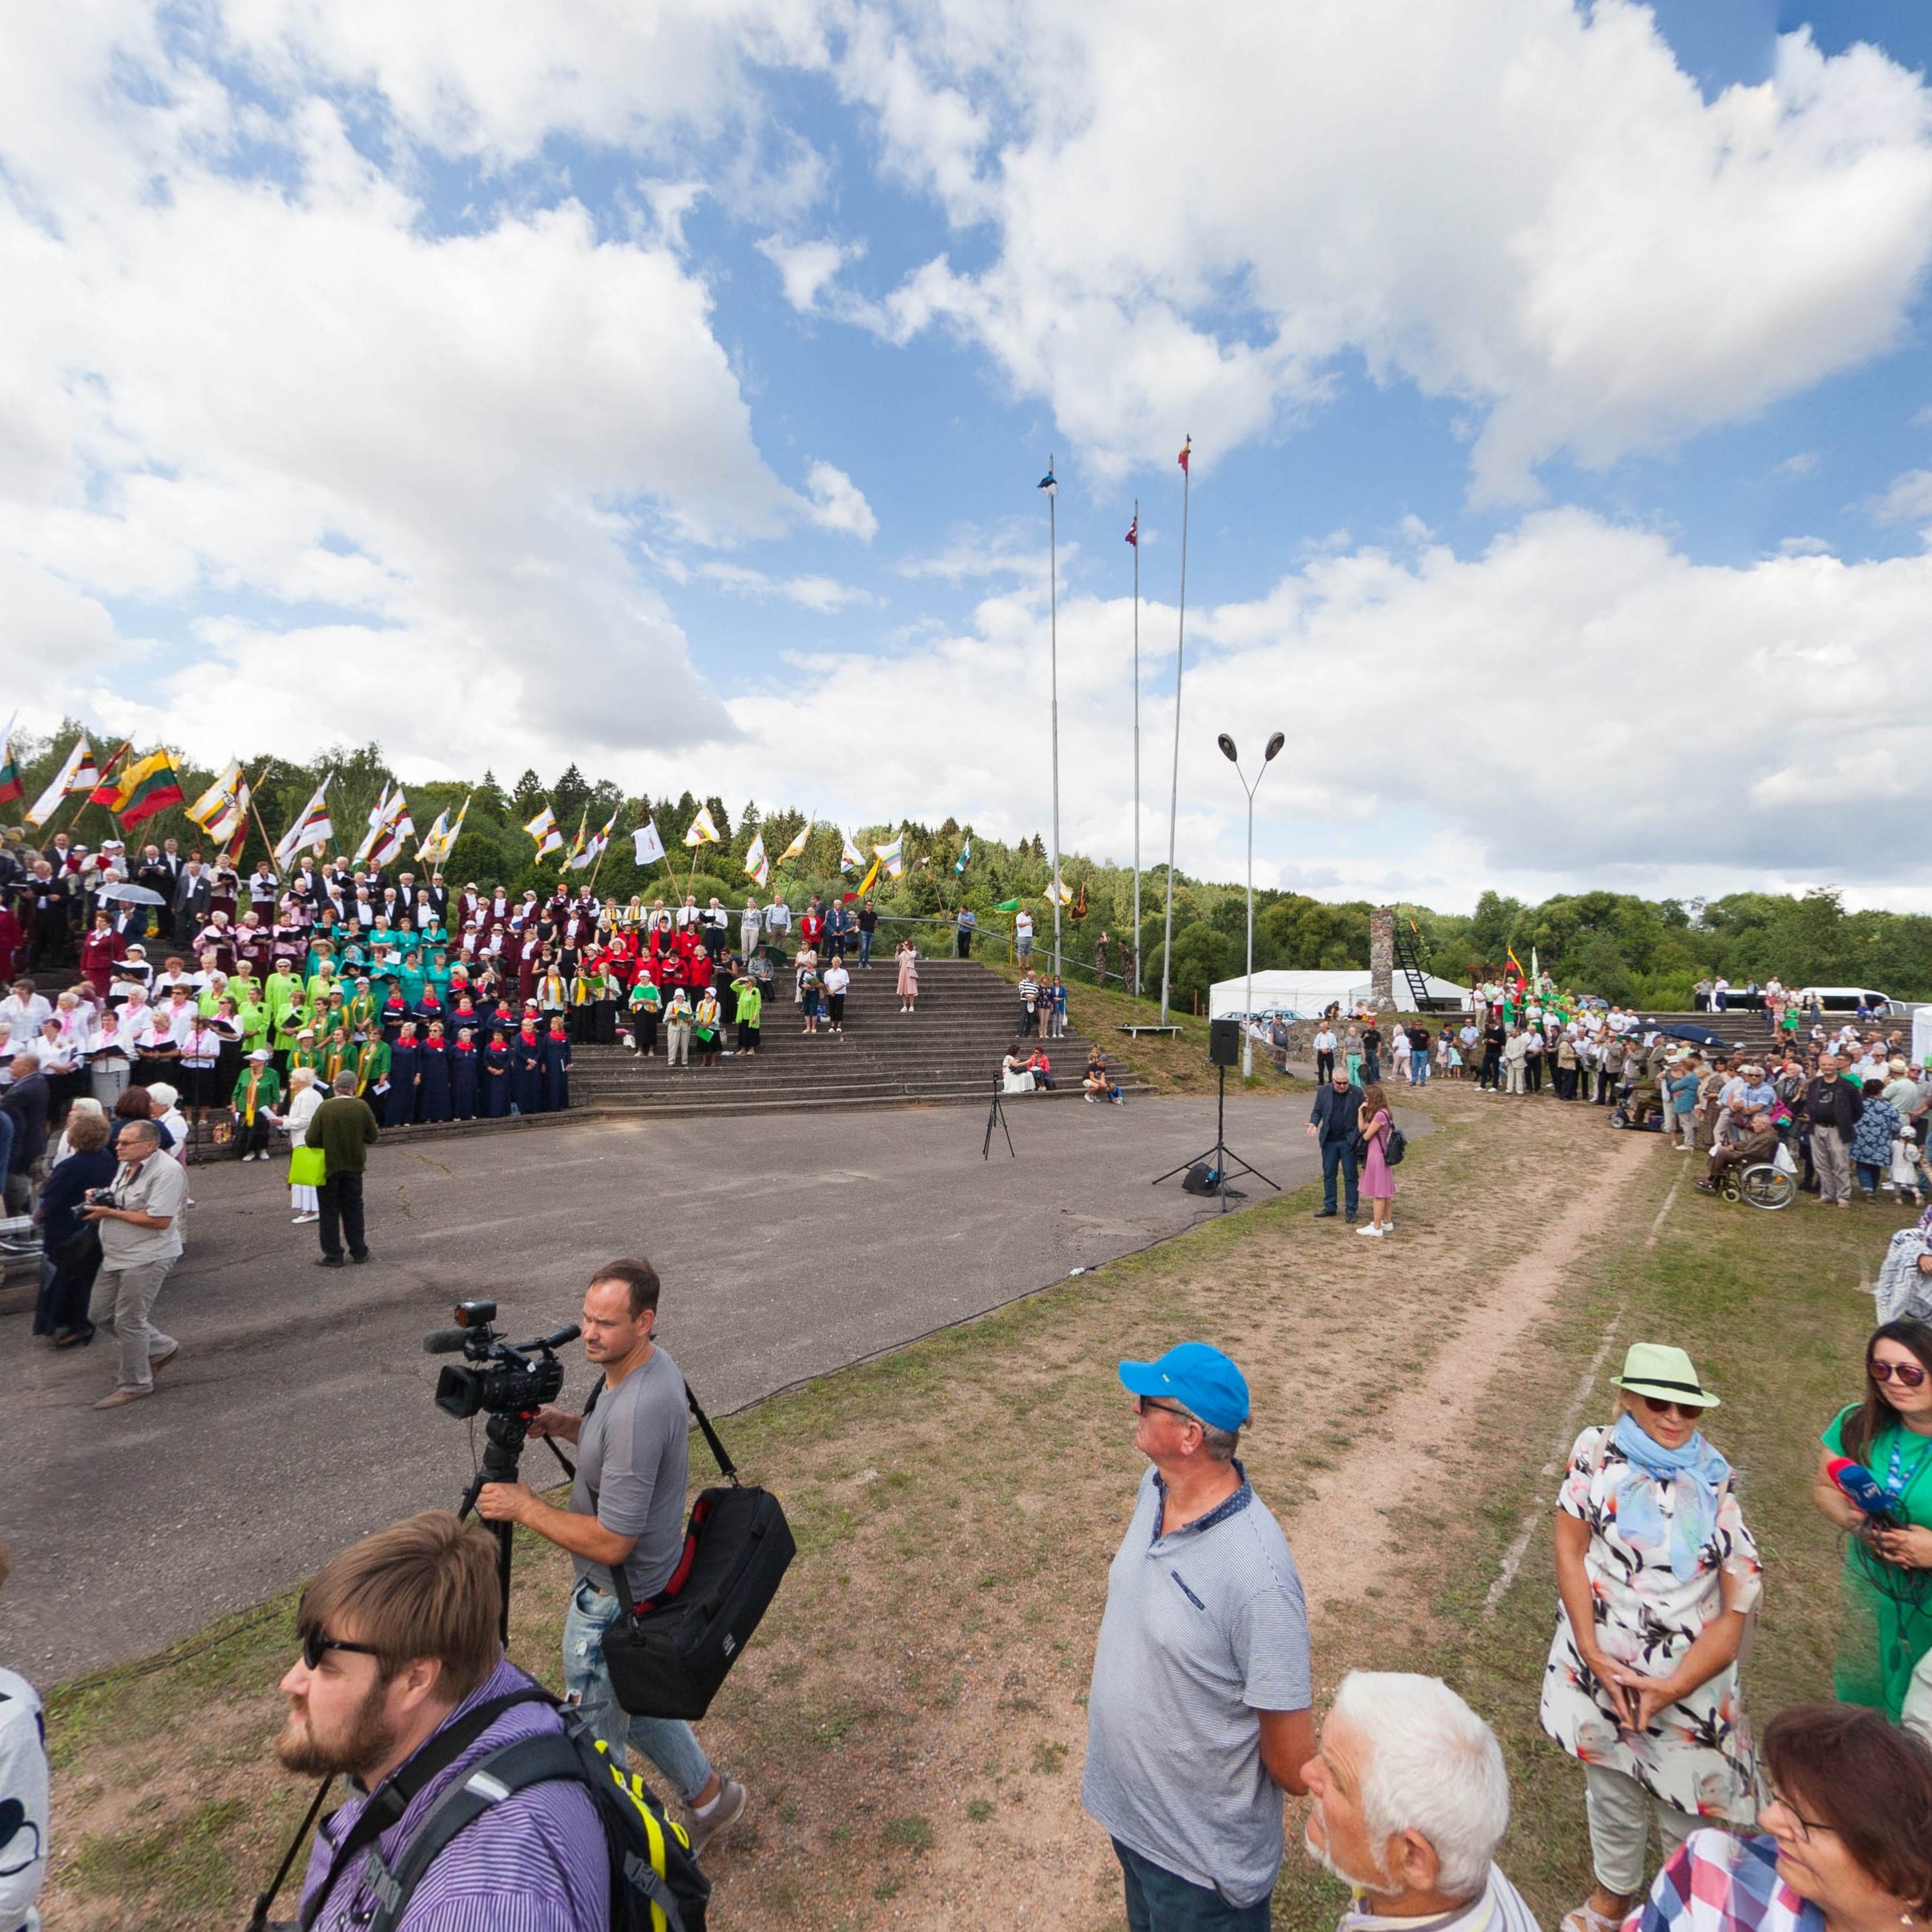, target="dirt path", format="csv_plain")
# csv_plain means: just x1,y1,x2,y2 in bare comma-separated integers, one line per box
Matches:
696,1084,1663,1932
